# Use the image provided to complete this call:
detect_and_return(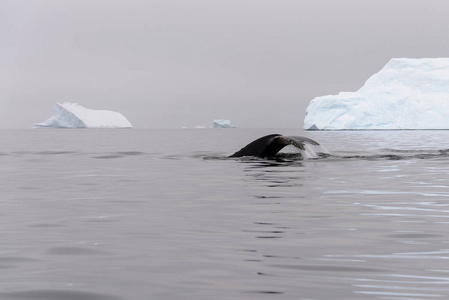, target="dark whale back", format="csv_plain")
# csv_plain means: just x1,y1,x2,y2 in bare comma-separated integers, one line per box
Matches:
229,134,320,158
